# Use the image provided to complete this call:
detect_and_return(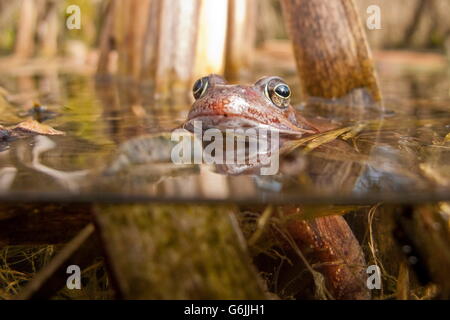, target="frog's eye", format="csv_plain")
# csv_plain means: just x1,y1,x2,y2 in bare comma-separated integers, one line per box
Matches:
274,84,290,99
193,77,209,99
265,80,291,108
